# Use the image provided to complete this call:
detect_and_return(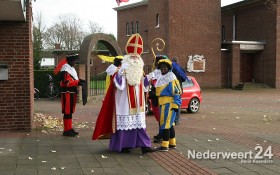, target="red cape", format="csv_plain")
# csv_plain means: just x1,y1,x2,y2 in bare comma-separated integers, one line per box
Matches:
92,76,116,140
